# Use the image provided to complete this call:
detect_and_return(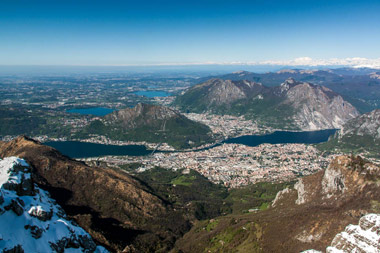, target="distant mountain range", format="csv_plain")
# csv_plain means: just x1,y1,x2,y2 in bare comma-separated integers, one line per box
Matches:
320,109,380,157
77,103,214,149
174,78,359,130
193,68,380,112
